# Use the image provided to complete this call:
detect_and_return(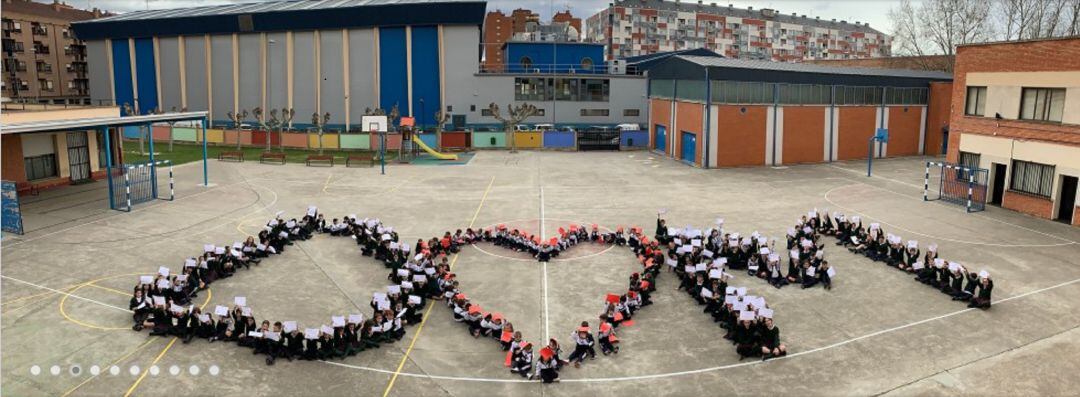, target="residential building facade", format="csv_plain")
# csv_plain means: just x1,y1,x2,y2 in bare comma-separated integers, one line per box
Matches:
948,37,1080,225
586,0,891,62
2,0,103,104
